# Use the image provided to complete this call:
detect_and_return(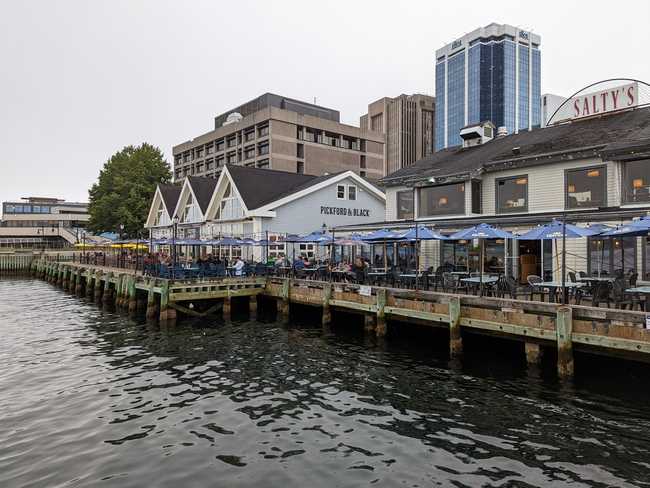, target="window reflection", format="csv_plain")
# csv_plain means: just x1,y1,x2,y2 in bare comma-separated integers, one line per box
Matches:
566,166,606,208
418,183,465,217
